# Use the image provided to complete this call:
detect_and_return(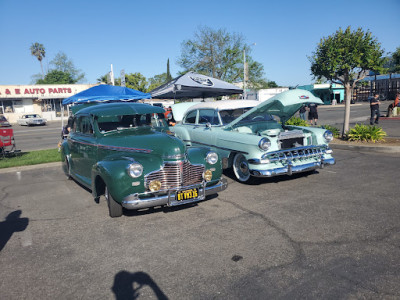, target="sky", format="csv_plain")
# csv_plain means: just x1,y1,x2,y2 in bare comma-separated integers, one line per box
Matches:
0,0,399,87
